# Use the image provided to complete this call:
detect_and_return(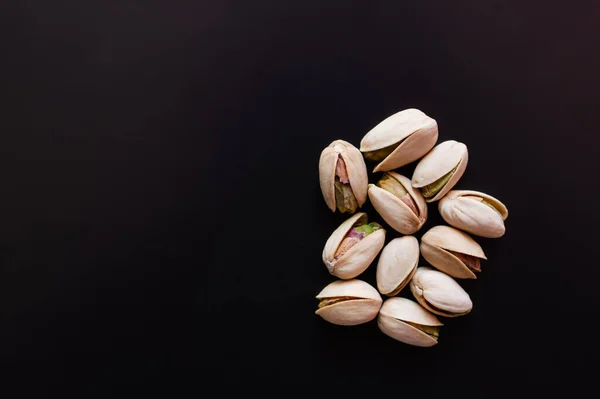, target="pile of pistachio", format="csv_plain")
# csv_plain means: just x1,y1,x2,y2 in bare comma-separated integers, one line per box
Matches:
316,108,508,347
